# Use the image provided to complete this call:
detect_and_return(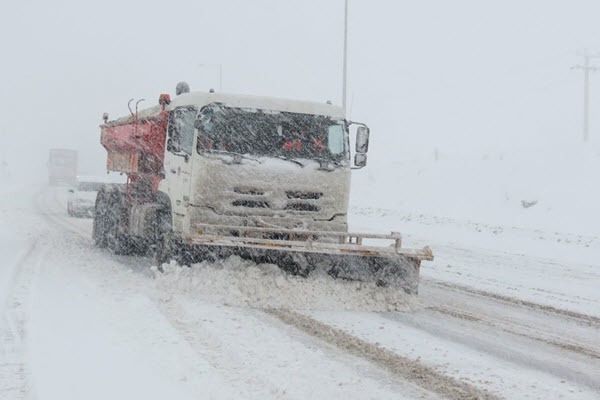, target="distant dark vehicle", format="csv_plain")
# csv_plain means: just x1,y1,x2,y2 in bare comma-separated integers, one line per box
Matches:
48,149,78,186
